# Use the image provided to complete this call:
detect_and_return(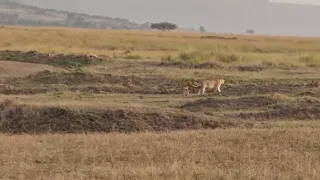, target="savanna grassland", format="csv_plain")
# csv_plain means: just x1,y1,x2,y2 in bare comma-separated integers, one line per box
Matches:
0,25,320,180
